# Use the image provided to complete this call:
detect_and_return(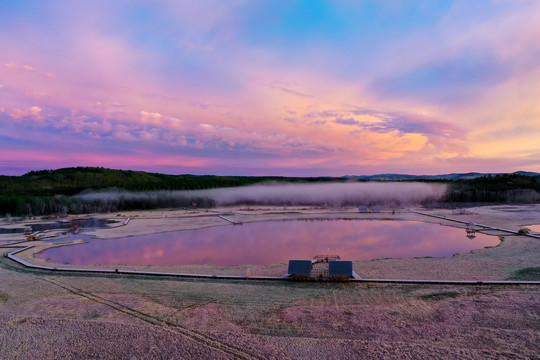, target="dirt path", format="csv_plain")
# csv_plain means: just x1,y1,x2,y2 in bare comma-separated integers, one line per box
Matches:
40,277,257,360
